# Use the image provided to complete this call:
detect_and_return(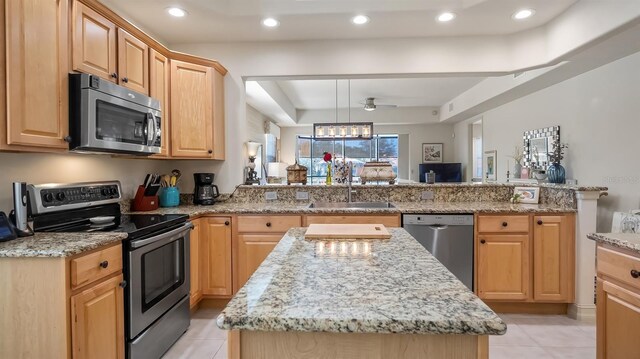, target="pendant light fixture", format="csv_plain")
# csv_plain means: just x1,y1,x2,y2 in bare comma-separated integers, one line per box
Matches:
313,79,373,141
